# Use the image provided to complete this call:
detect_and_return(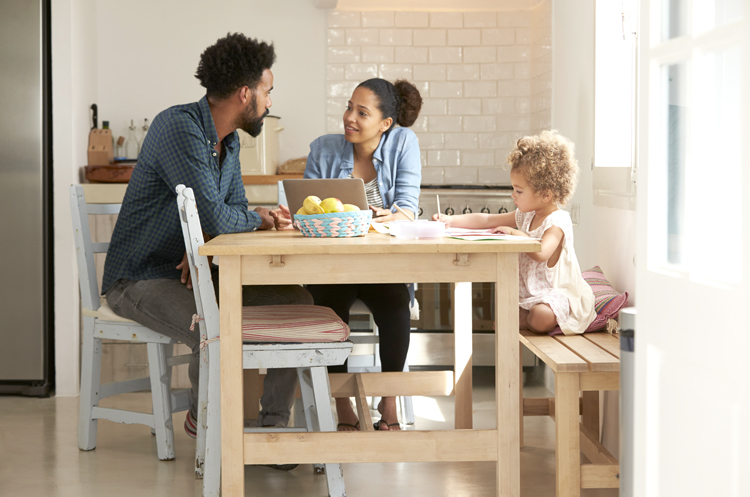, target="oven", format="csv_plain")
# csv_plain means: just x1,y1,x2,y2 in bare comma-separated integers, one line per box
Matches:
407,185,537,371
